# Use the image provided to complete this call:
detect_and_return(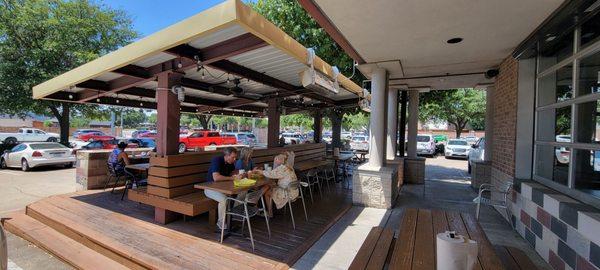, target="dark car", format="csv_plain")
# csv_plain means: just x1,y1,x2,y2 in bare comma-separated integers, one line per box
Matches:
73,129,102,139
127,138,156,149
